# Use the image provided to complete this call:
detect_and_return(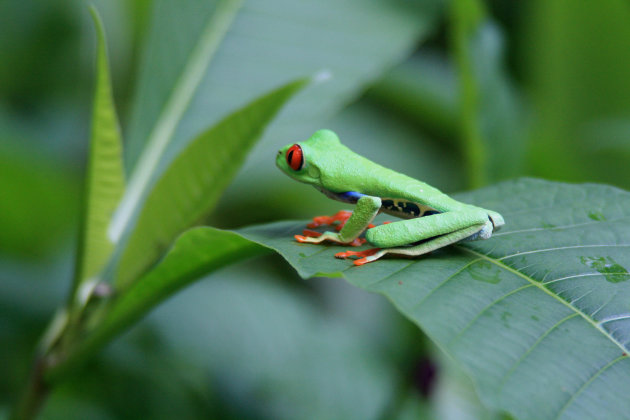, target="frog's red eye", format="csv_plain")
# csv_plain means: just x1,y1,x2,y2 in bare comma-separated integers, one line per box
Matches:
286,144,303,171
